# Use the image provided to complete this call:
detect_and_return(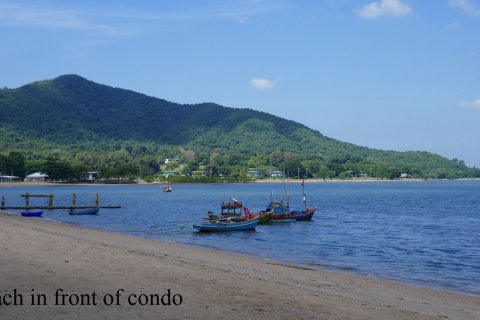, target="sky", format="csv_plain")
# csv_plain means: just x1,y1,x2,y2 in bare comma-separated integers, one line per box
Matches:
0,0,479,167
